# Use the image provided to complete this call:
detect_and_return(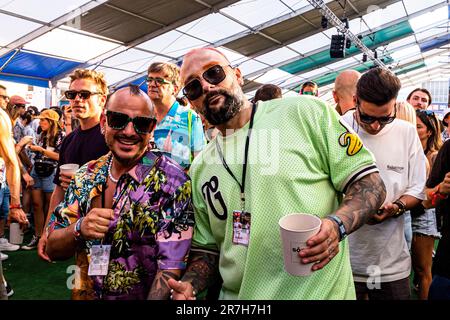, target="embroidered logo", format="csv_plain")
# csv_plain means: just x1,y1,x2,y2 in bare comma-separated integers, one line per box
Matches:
338,120,363,156
201,176,228,220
